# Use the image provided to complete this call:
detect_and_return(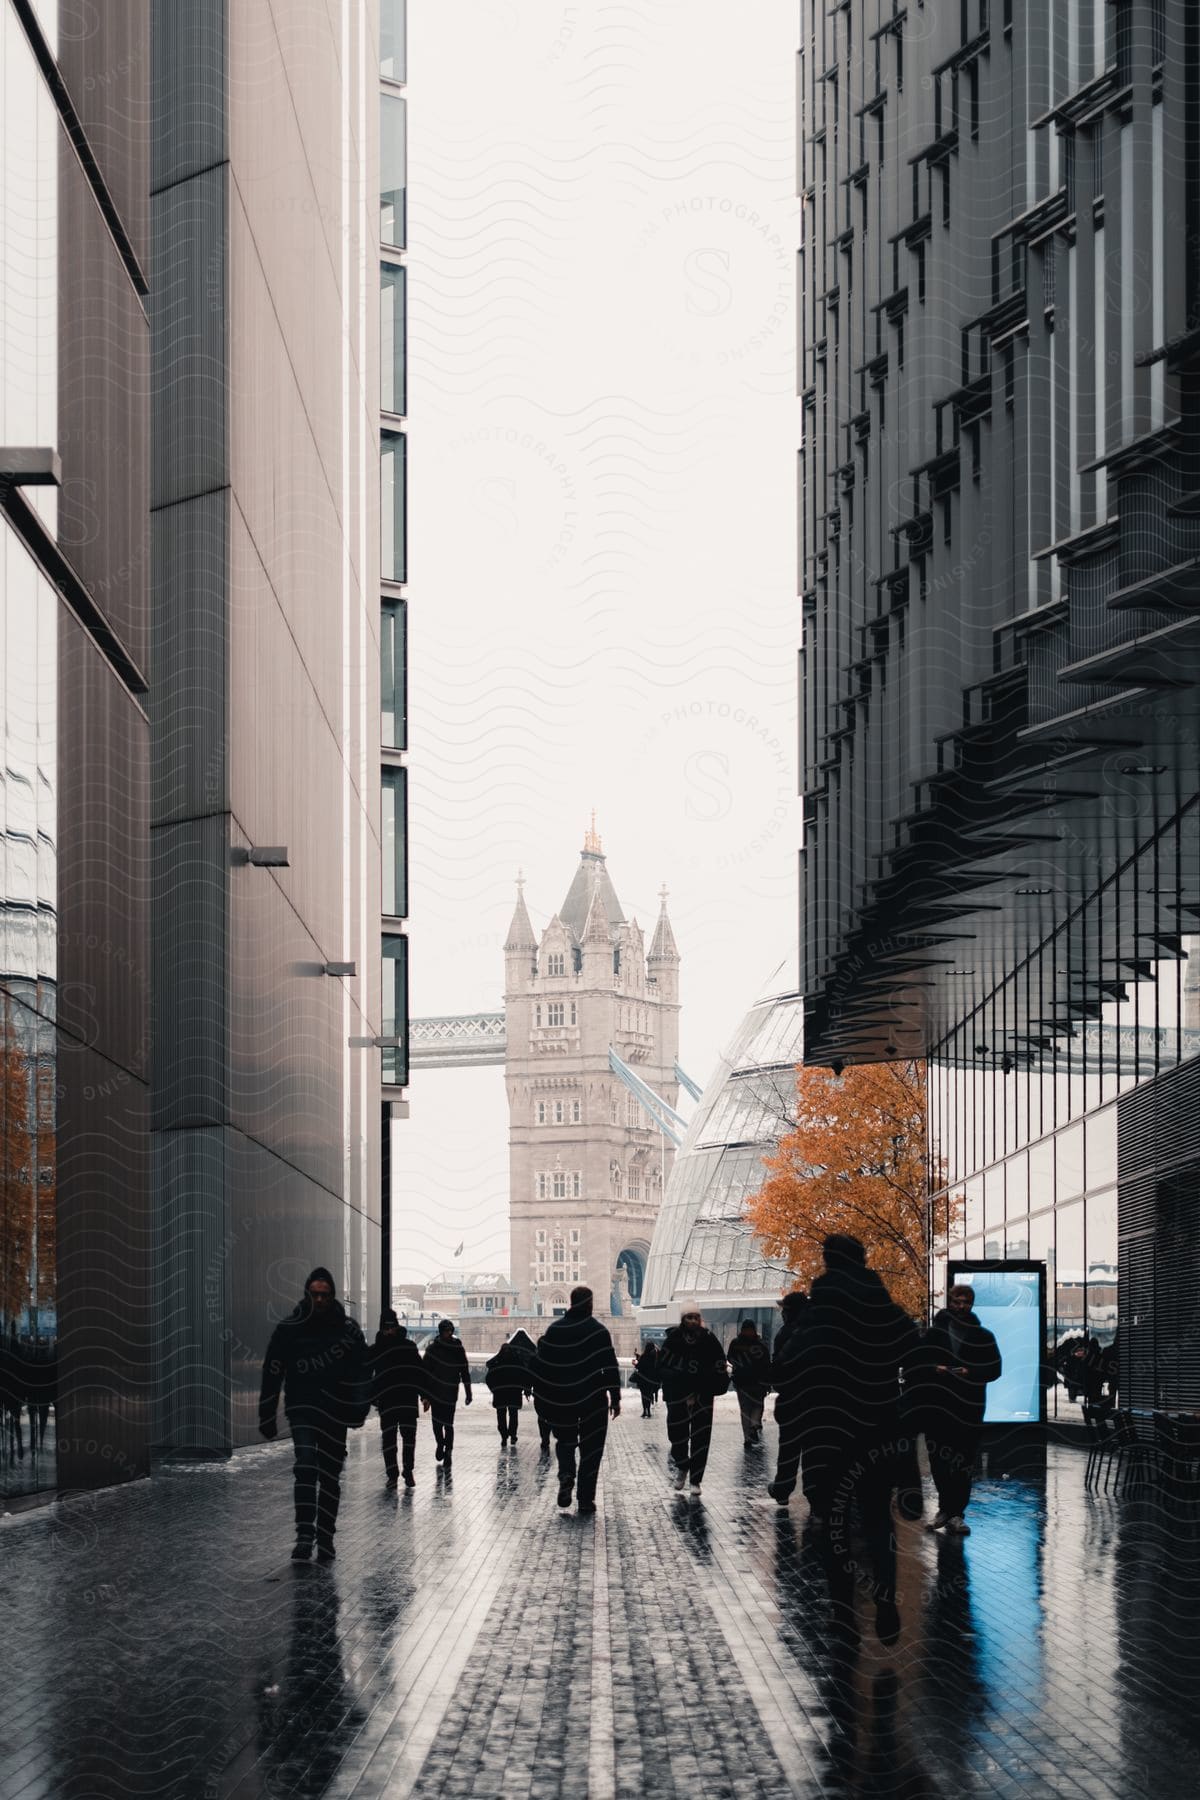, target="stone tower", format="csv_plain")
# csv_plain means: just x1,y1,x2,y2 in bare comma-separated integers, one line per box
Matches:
505,824,681,1318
